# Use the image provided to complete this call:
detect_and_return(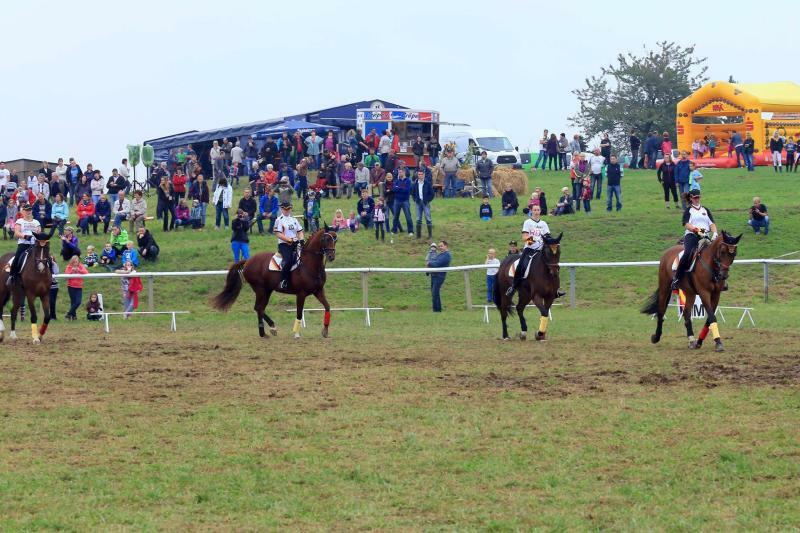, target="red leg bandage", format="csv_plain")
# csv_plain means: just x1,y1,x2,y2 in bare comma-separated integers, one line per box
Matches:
323,310,331,327
39,324,48,336
699,325,709,341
